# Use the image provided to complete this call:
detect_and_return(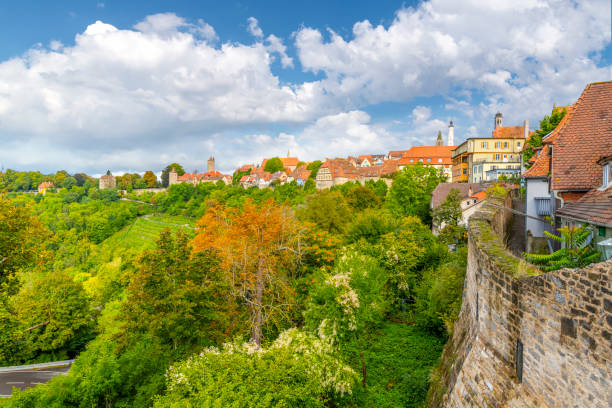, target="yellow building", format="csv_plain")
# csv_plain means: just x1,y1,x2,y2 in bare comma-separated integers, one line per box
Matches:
451,113,527,183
